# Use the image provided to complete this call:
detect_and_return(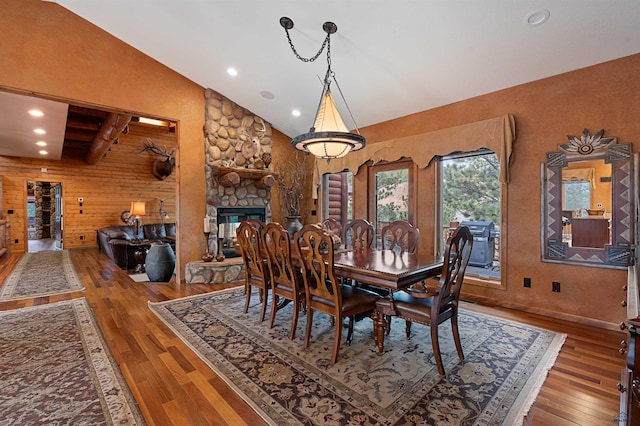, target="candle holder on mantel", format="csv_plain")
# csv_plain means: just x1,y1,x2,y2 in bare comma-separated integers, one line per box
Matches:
216,236,226,262
202,231,214,262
